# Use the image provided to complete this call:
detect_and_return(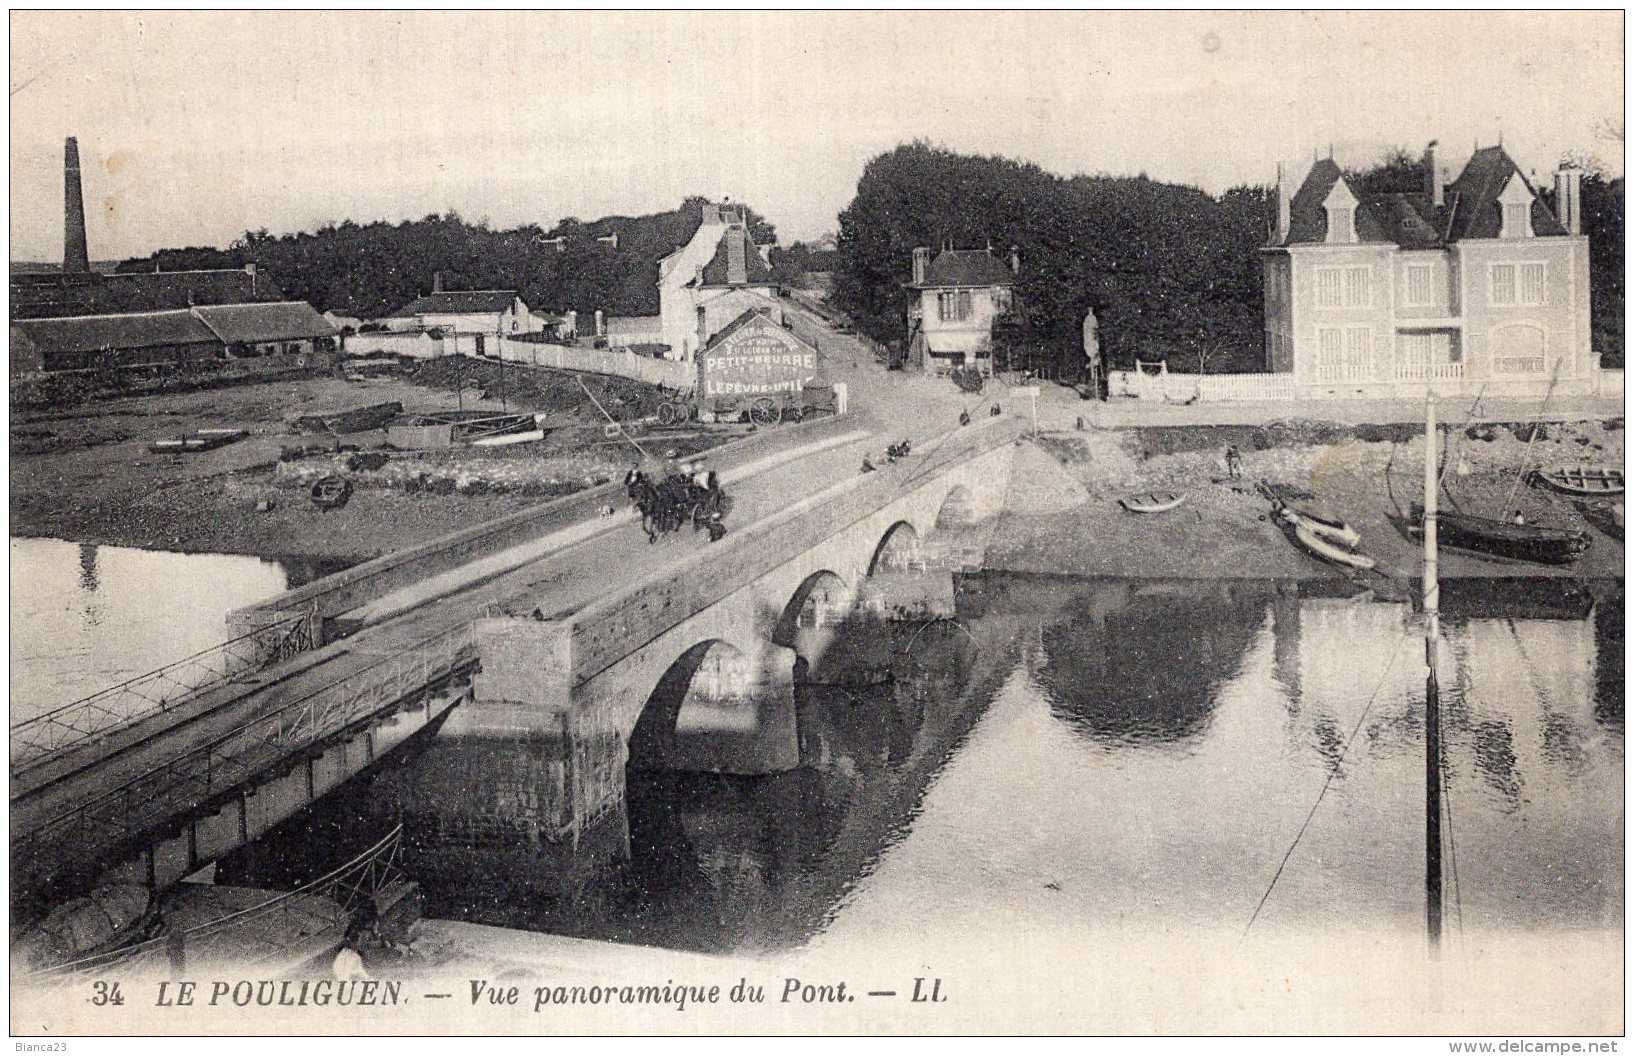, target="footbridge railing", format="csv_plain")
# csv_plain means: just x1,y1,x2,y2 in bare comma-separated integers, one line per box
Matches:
10,606,322,770
14,622,477,892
